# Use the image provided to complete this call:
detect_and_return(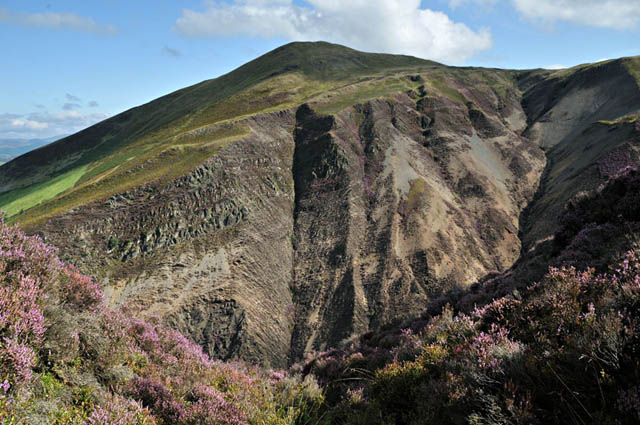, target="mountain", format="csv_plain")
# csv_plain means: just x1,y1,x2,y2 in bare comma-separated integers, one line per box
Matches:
1,42,639,372
0,42,433,215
